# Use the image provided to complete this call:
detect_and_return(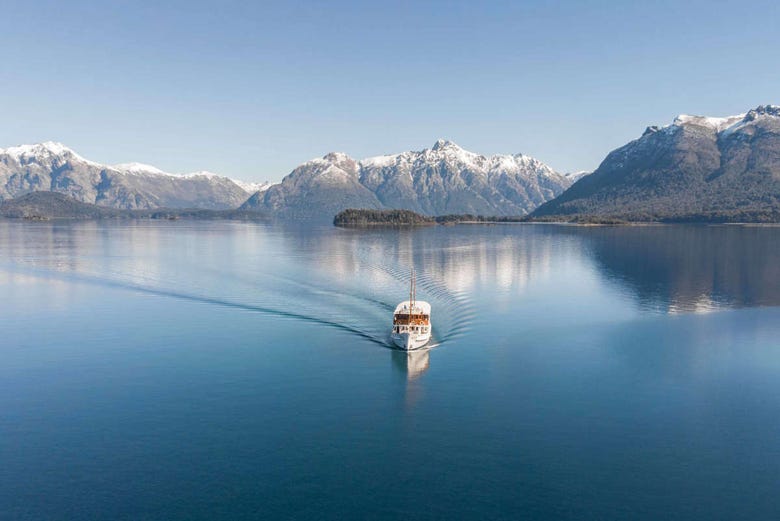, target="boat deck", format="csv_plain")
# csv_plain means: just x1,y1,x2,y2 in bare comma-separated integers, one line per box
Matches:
393,300,431,315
